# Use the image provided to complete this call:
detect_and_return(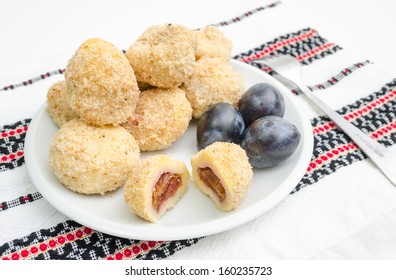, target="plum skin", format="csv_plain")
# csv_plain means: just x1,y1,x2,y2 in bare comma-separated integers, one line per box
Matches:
240,116,301,168
197,103,245,151
238,83,285,127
